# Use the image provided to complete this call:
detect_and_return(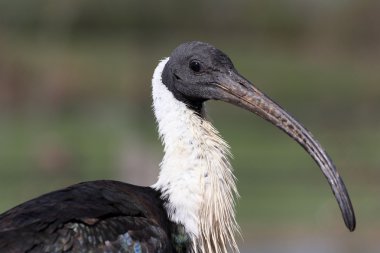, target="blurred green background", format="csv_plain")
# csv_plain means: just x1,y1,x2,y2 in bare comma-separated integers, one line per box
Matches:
0,0,379,252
